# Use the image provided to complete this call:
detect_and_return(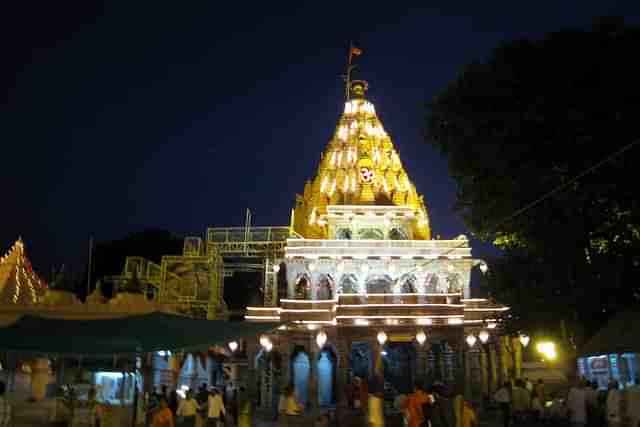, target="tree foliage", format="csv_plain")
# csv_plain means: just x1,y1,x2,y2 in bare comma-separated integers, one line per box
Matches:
426,17,640,342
